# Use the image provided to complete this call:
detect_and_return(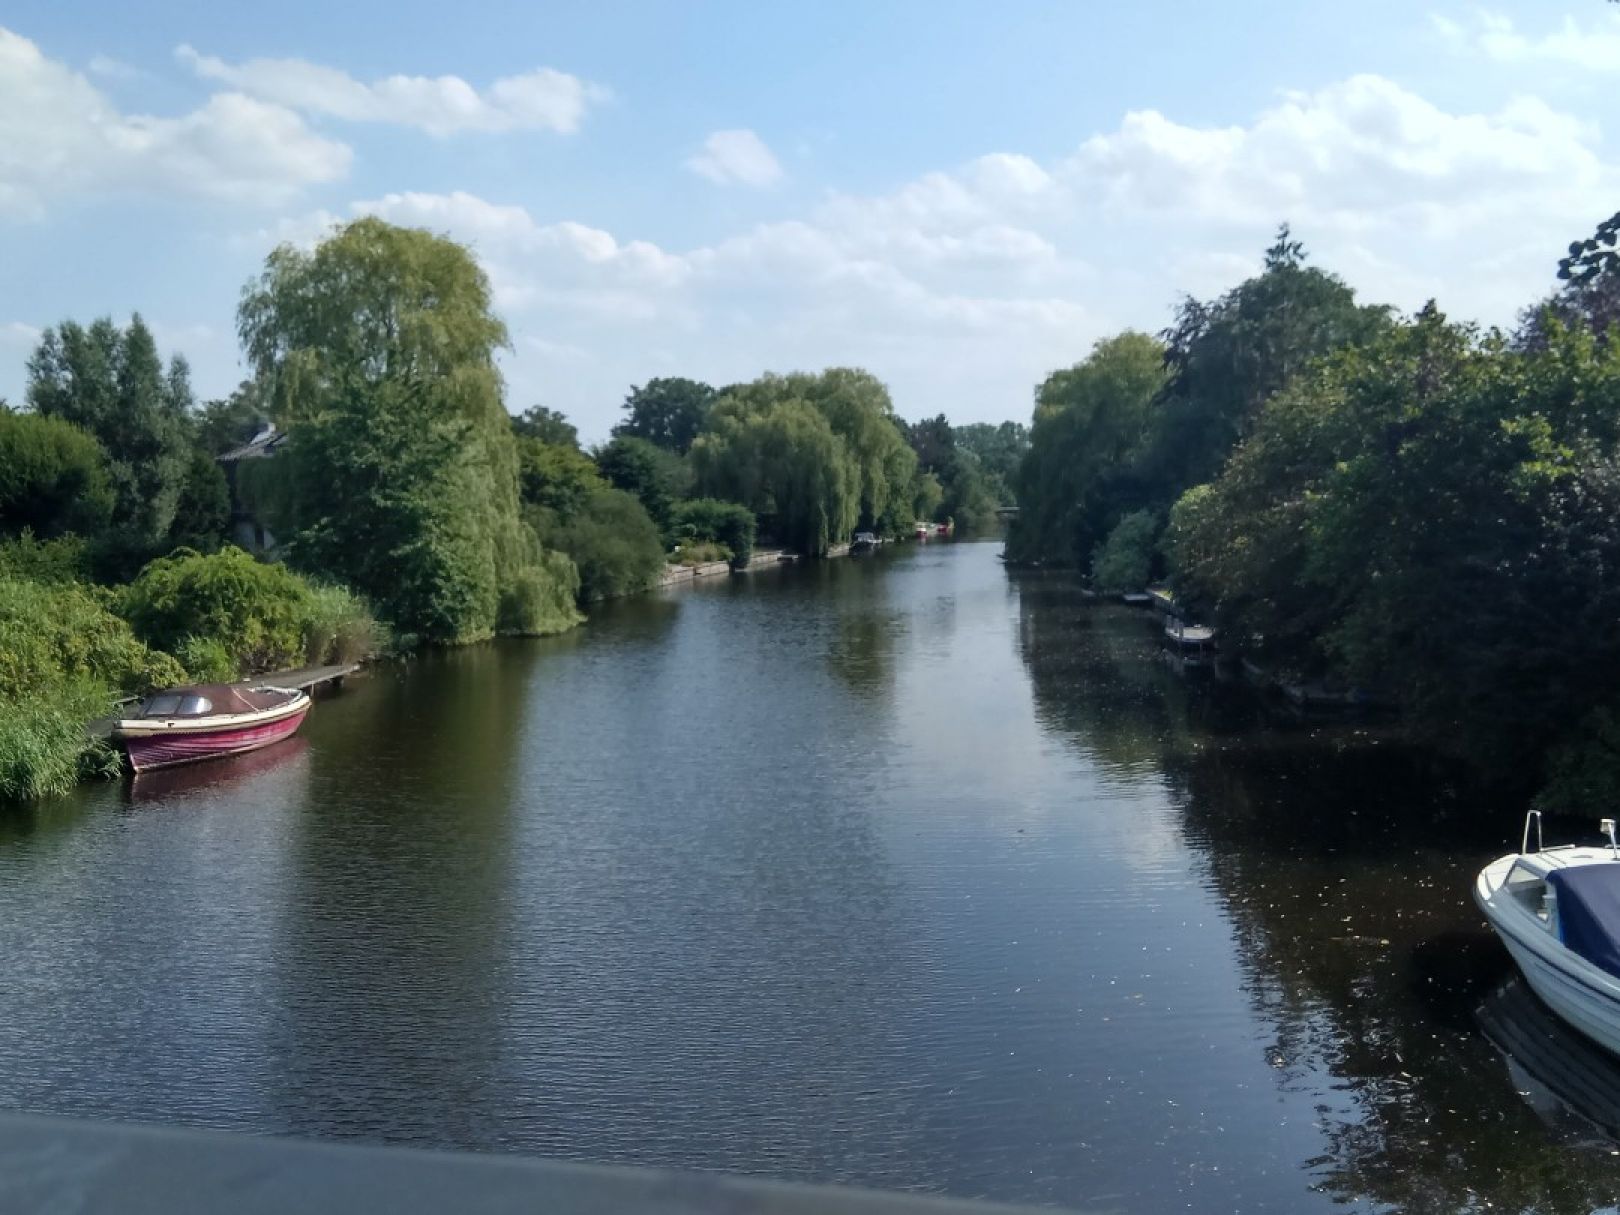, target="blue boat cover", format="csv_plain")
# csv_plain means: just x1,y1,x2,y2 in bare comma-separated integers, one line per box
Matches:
1550,864,1620,979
